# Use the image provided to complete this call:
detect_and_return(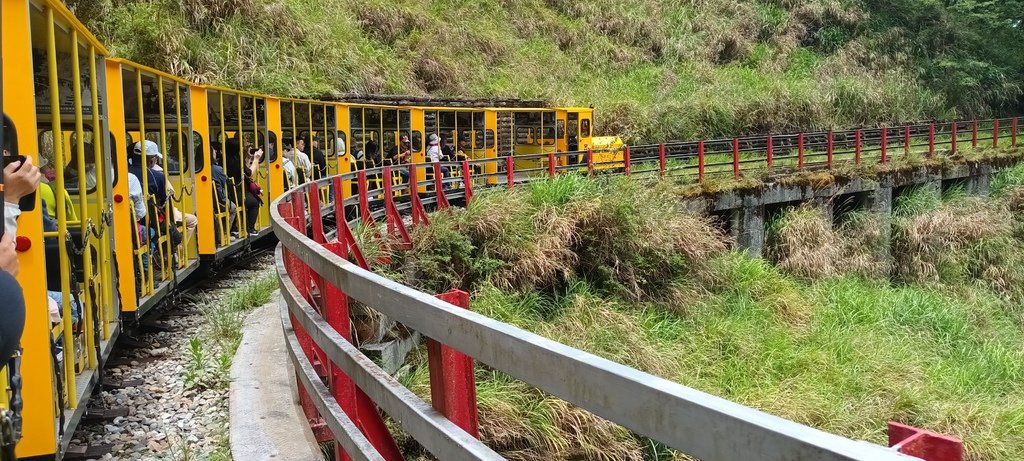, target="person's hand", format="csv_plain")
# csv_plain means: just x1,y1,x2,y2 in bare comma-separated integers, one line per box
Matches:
254,148,264,161
4,156,42,205
0,233,19,276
